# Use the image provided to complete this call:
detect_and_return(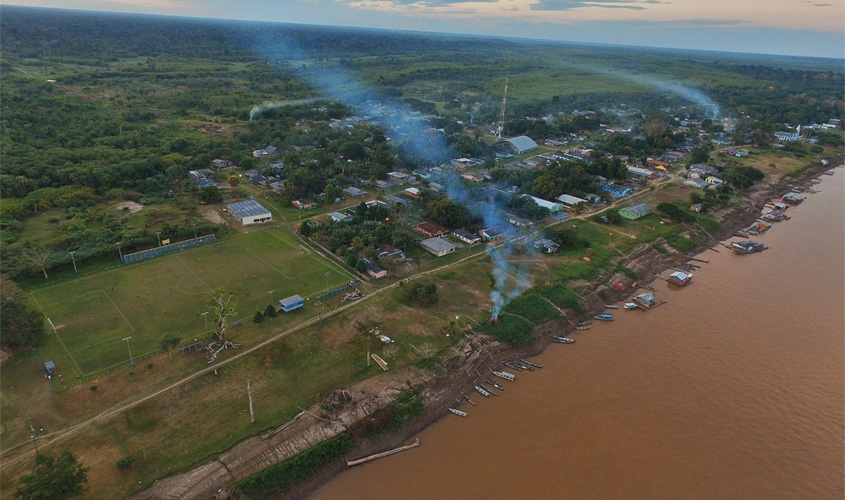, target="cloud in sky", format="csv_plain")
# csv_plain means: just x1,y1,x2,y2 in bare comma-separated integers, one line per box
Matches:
5,0,844,58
